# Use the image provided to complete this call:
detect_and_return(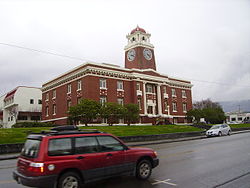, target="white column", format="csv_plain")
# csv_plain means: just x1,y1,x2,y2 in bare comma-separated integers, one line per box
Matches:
143,82,147,115
157,84,162,116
